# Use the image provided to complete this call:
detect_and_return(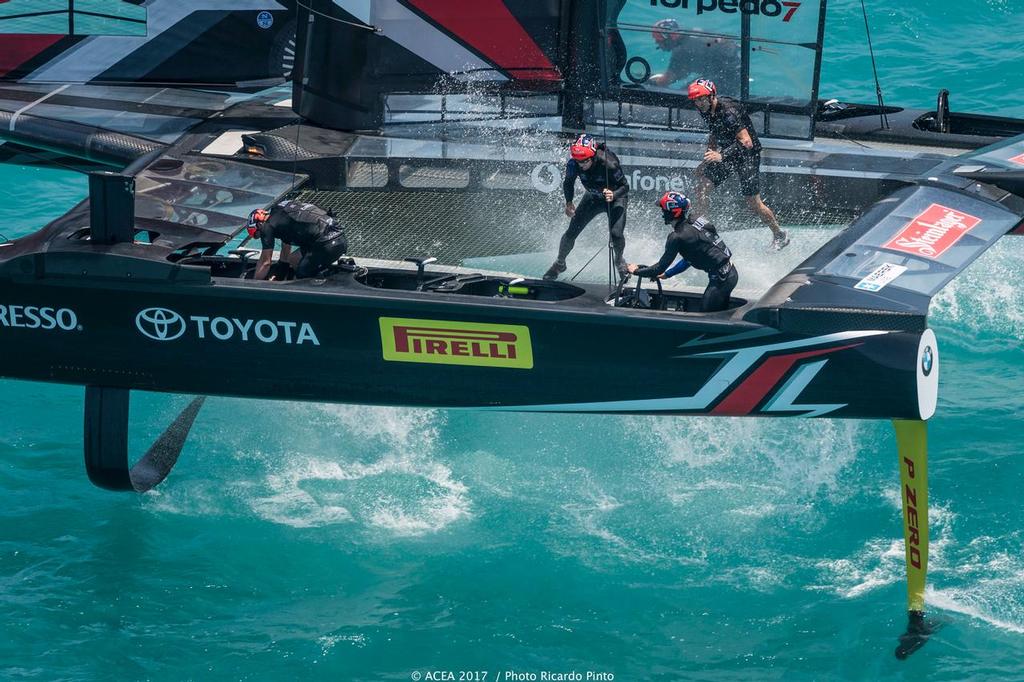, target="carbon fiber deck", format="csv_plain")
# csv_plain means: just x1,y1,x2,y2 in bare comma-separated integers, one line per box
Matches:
296,189,565,262
296,187,856,264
